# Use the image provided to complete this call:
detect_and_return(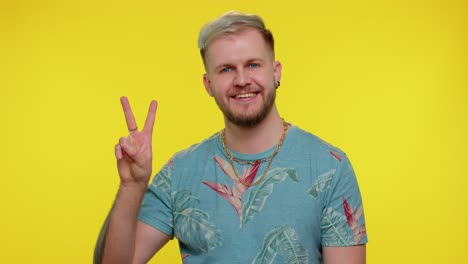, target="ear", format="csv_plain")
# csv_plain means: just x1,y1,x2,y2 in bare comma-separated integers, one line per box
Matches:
203,73,214,97
273,61,282,84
